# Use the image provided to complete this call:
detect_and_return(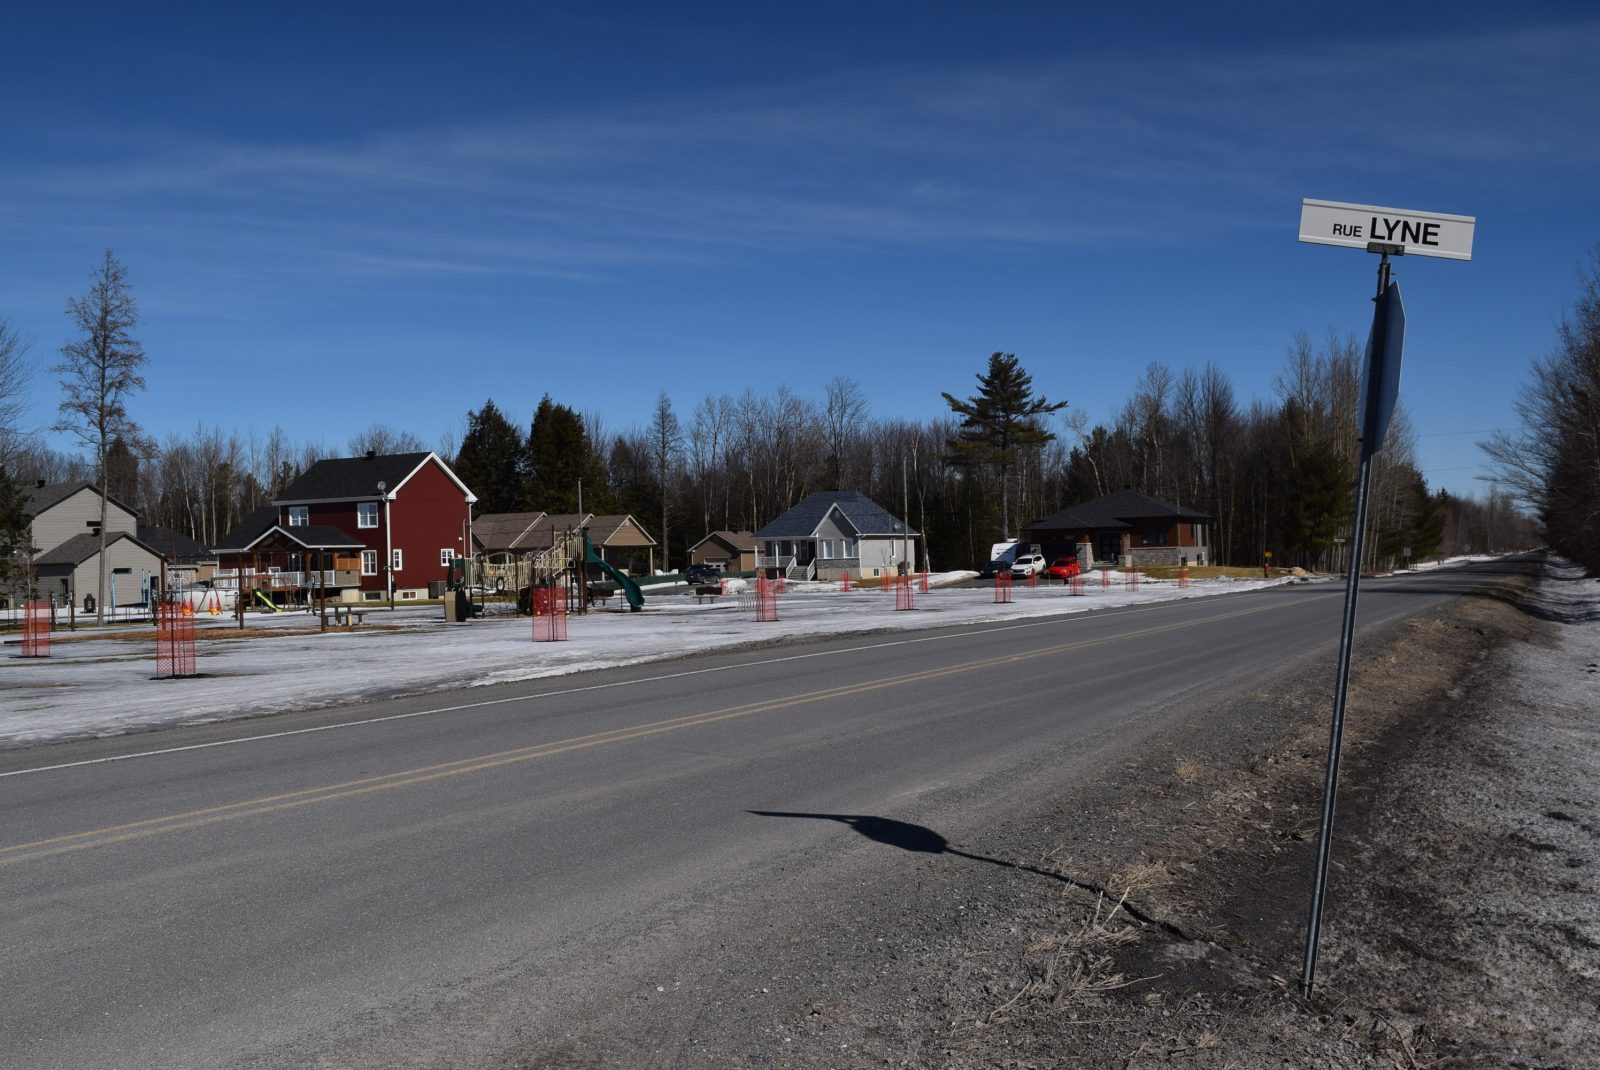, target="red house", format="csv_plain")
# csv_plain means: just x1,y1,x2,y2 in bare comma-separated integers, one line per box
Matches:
214,451,477,604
